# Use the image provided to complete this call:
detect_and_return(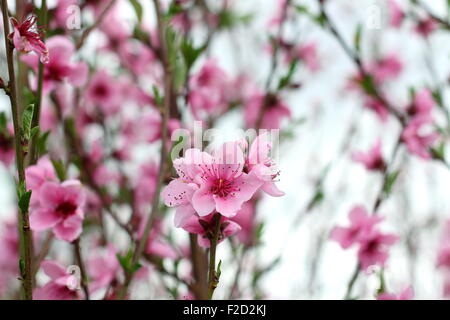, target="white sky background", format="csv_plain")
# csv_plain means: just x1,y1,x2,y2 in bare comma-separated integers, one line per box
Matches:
1,0,450,299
